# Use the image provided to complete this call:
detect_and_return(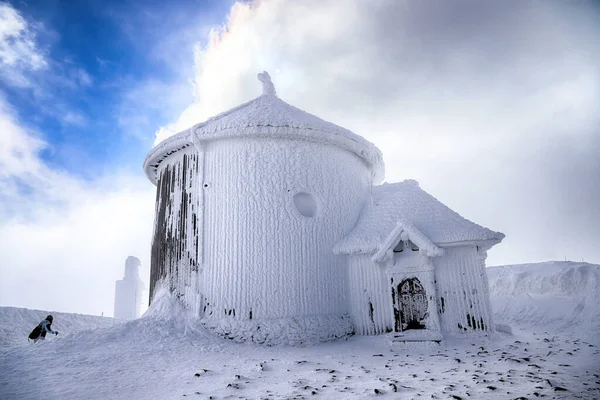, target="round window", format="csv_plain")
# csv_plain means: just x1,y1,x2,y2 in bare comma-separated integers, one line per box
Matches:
293,192,317,217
